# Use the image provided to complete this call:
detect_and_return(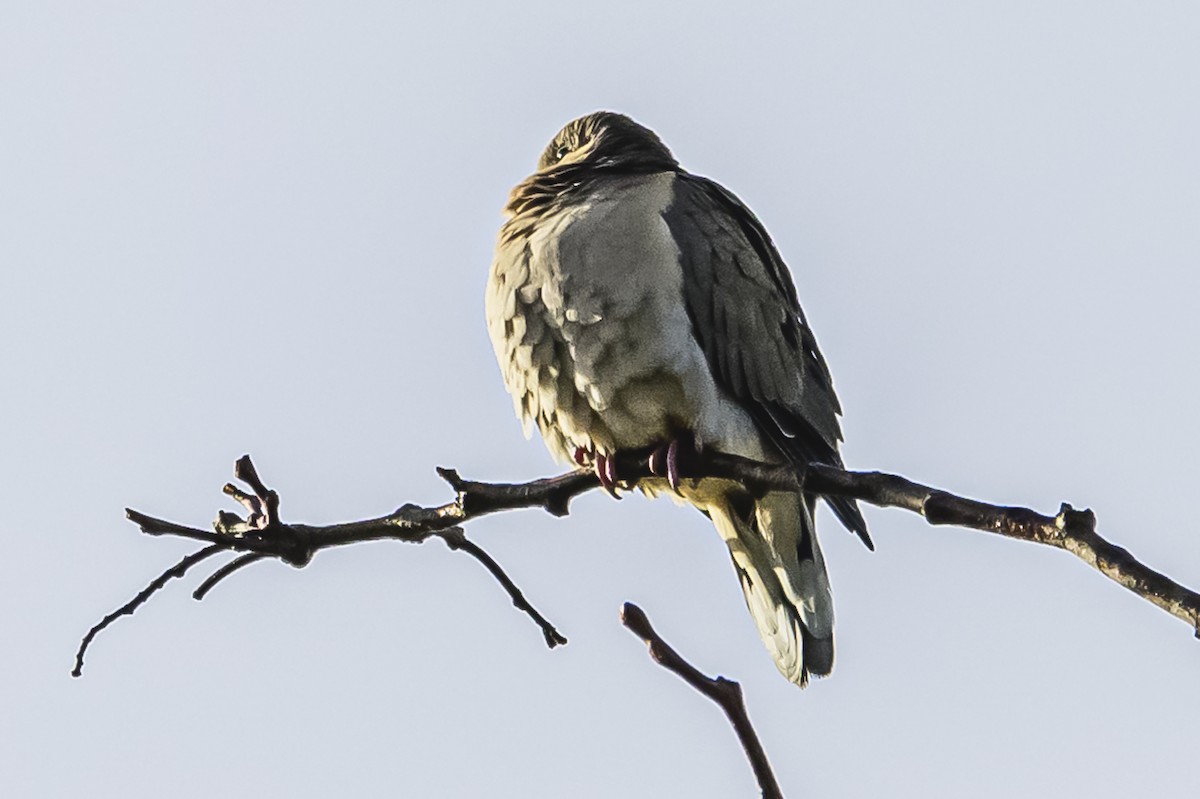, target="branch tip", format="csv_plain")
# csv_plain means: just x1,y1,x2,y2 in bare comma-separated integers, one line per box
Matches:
436,466,463,490
234,455,270,500
619,601,651,639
